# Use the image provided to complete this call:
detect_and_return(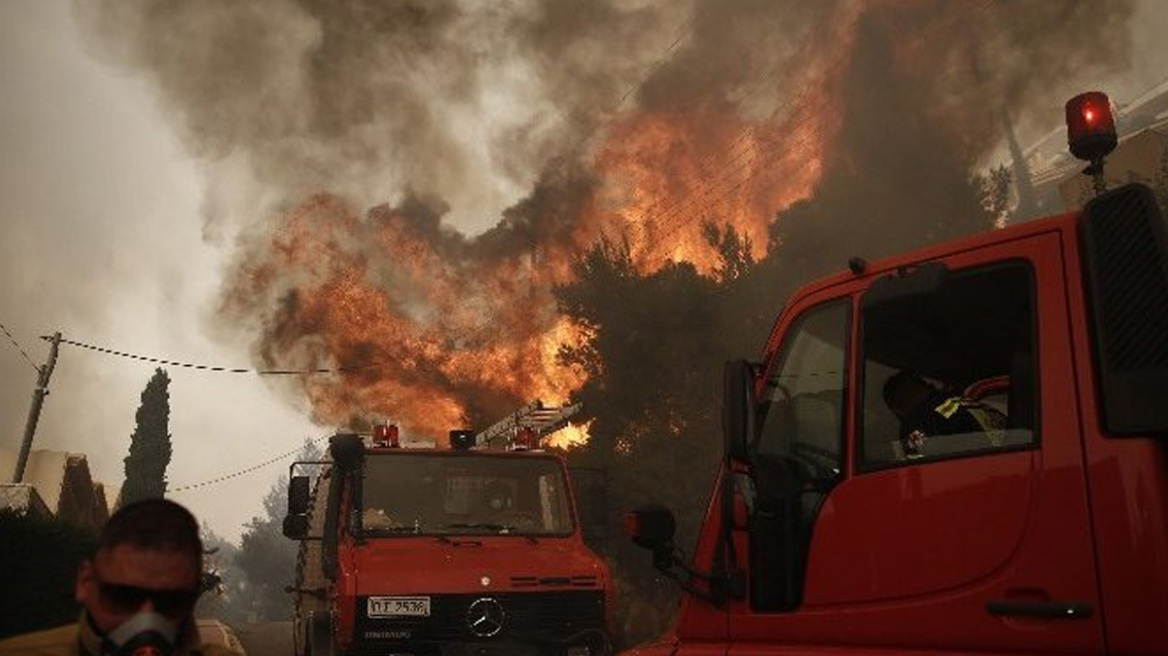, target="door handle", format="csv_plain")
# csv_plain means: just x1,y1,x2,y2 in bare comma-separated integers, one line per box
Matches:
986,600,1093,620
